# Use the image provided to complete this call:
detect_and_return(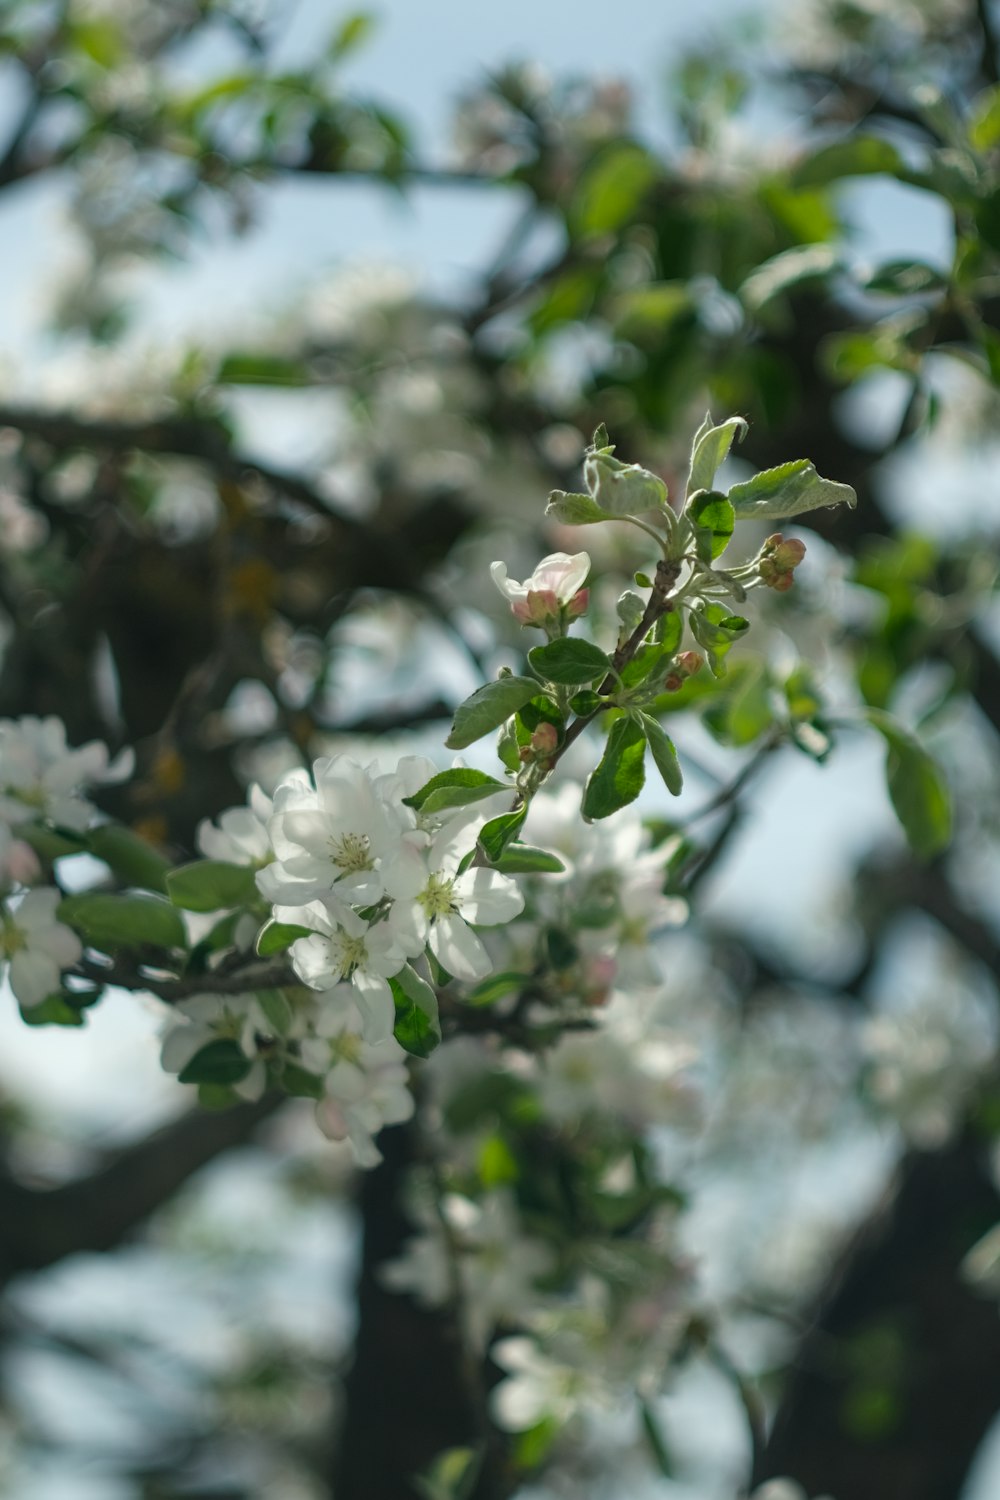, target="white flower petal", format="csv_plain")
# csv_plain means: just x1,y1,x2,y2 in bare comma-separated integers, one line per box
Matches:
453,867,524,925
430,915,491,982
